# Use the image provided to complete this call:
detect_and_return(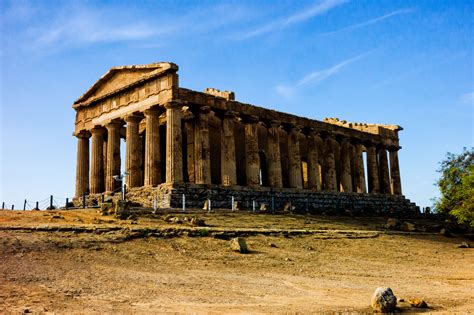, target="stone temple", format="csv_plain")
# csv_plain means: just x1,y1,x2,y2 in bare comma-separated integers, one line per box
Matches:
73,62,418,213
